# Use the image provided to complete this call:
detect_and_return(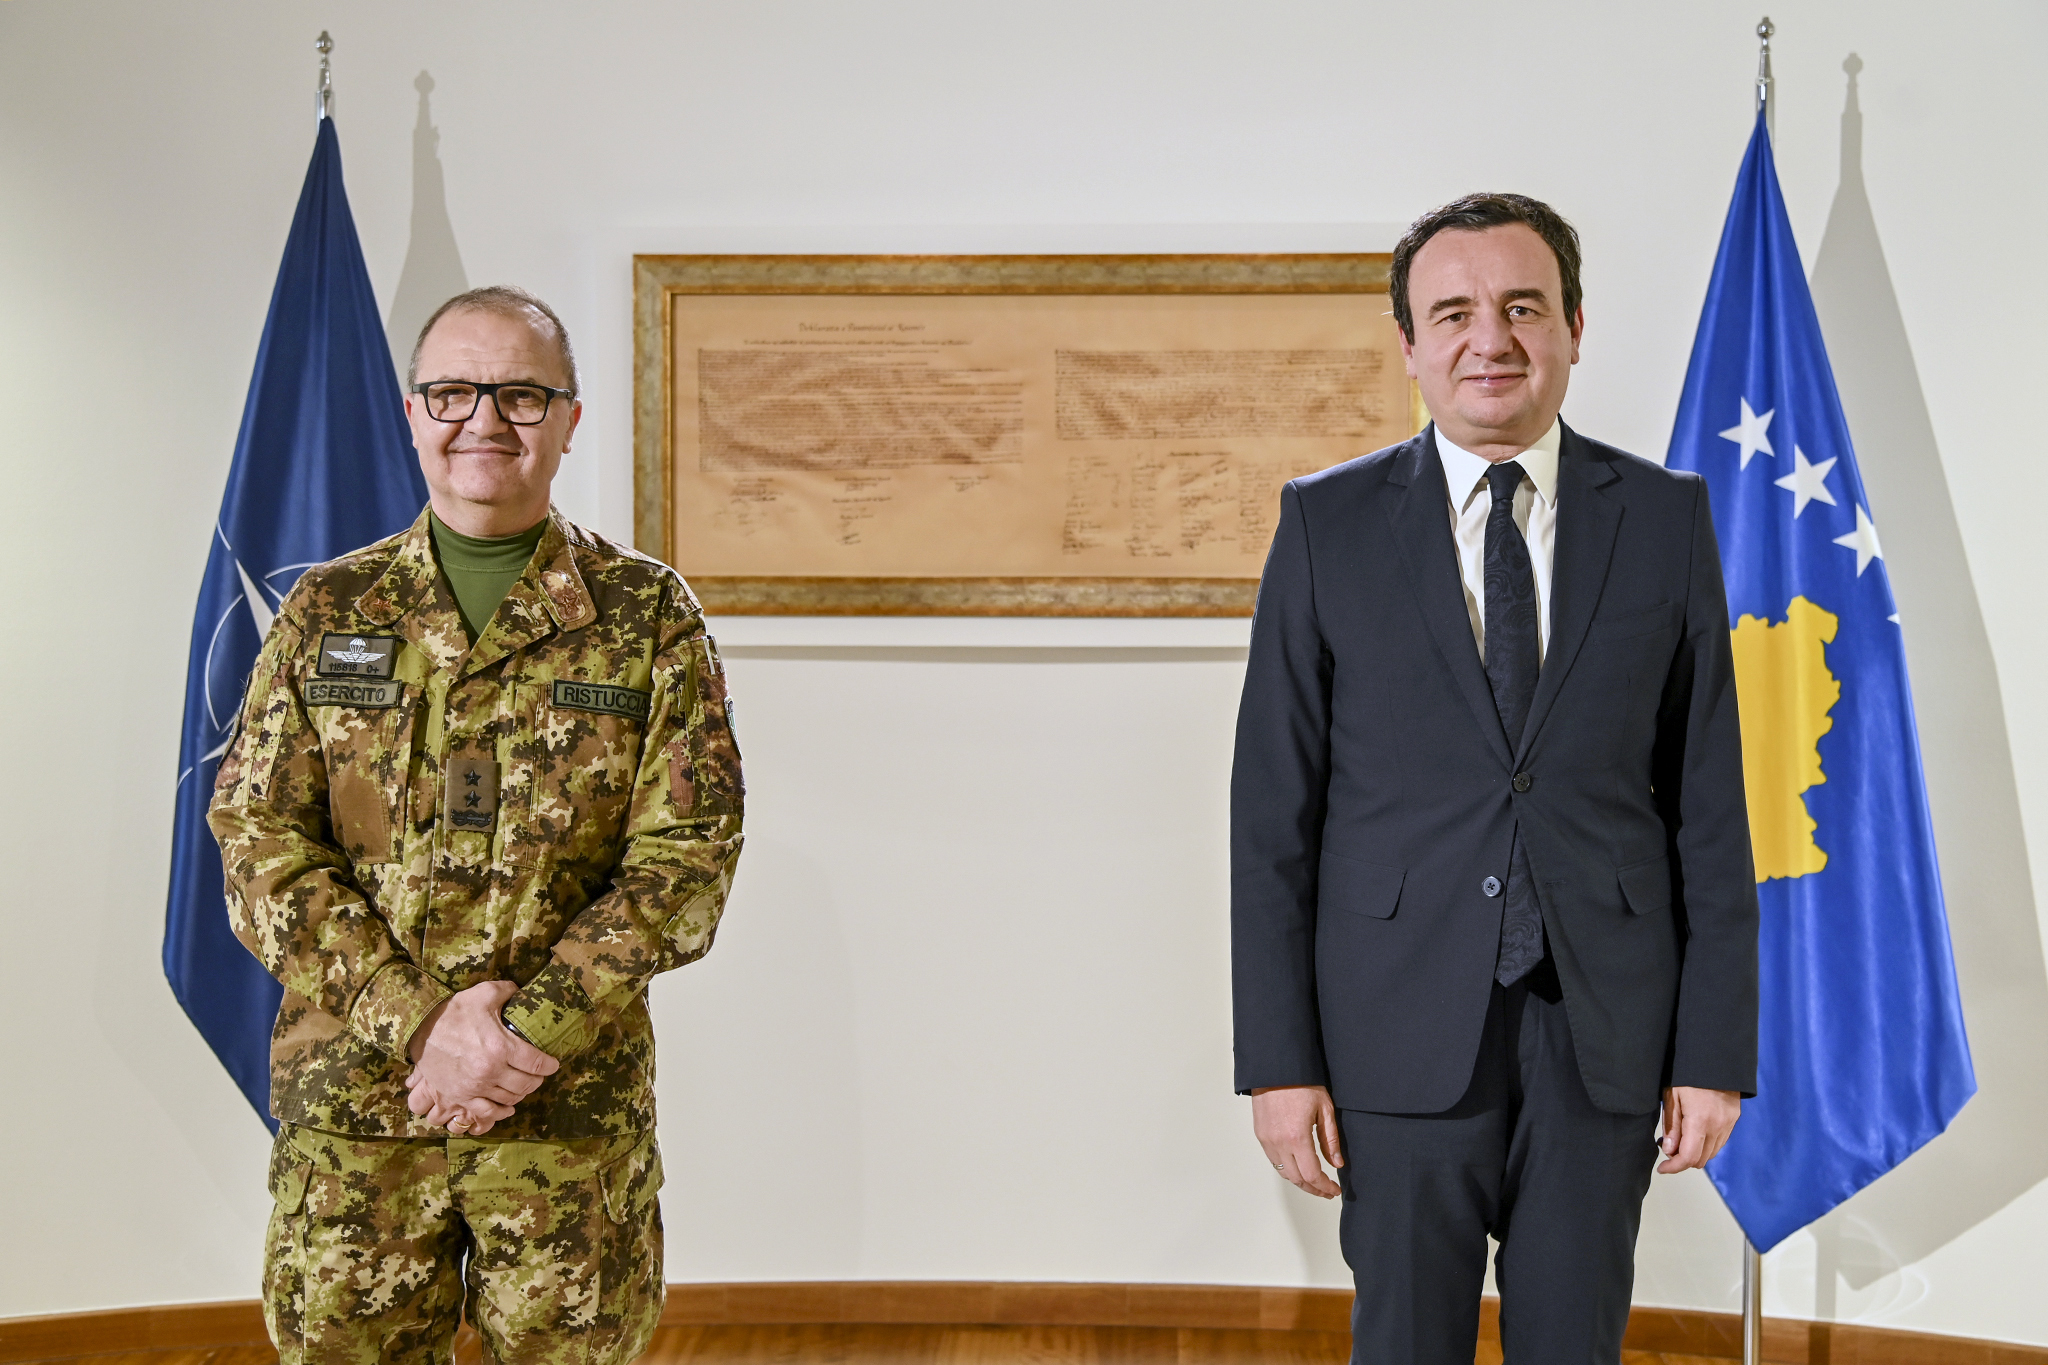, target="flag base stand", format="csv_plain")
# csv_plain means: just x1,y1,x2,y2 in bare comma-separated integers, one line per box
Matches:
1742,1239,1763,1365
